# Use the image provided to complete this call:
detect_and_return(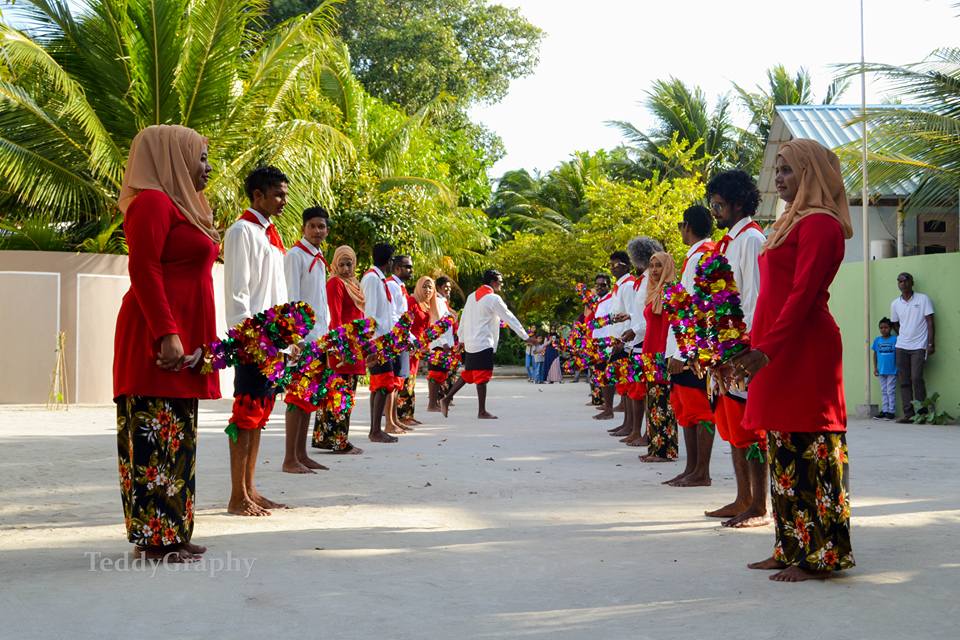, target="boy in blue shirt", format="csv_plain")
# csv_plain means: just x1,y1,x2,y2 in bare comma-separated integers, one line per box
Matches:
873,317,898,420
